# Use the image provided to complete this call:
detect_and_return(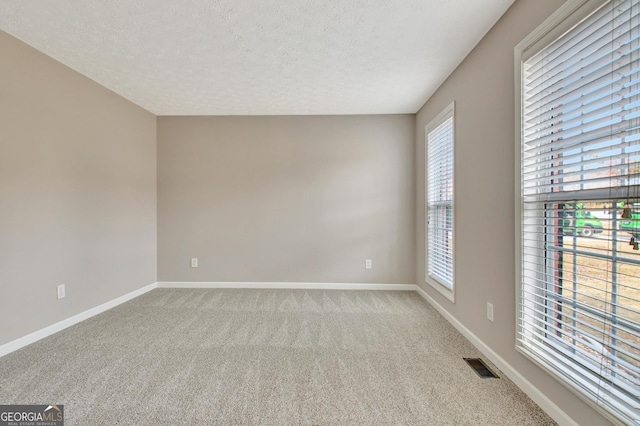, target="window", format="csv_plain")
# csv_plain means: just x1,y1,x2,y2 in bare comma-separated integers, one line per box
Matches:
426,103,455,301
516,1,640,424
